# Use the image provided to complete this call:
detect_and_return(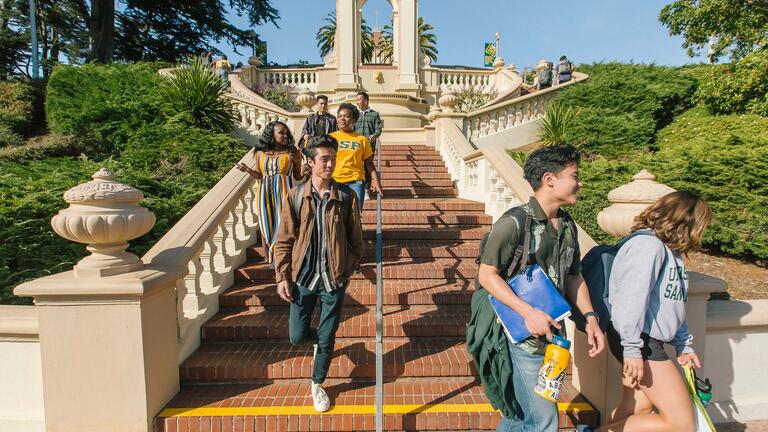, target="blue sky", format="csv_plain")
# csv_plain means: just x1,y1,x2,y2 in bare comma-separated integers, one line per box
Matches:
216,0,706,69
